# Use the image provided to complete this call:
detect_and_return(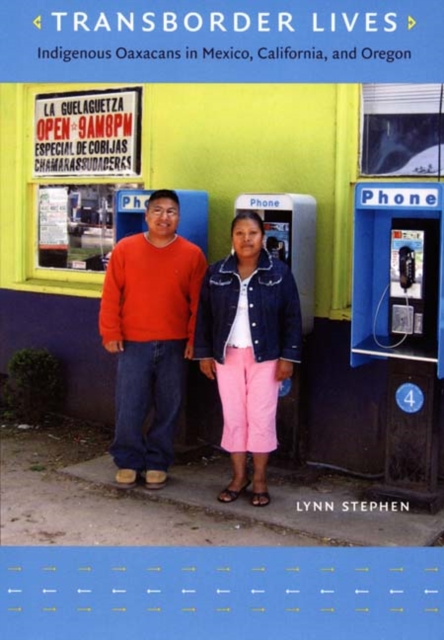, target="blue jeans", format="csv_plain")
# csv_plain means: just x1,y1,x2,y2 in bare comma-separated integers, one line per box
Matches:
109,340,187,472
